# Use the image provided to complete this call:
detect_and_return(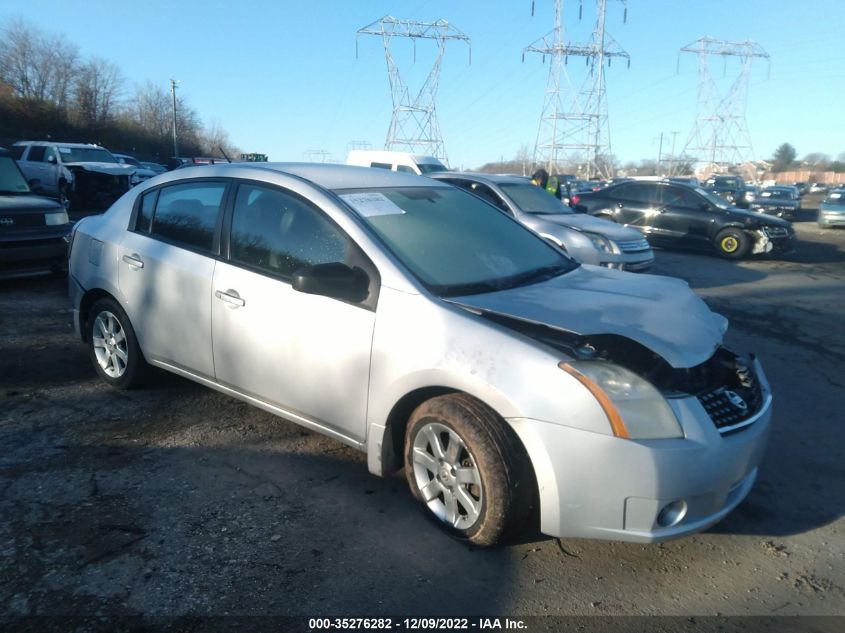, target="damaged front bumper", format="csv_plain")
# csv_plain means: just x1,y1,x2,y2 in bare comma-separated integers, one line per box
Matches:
509,356,773,542
751,226,795,255
67,167,131,210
